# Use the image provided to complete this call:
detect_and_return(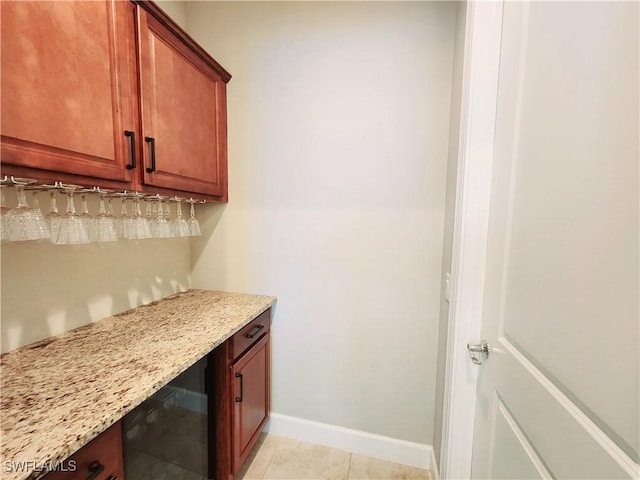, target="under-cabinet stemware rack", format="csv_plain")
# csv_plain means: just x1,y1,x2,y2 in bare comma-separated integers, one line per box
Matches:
1,176,206,244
